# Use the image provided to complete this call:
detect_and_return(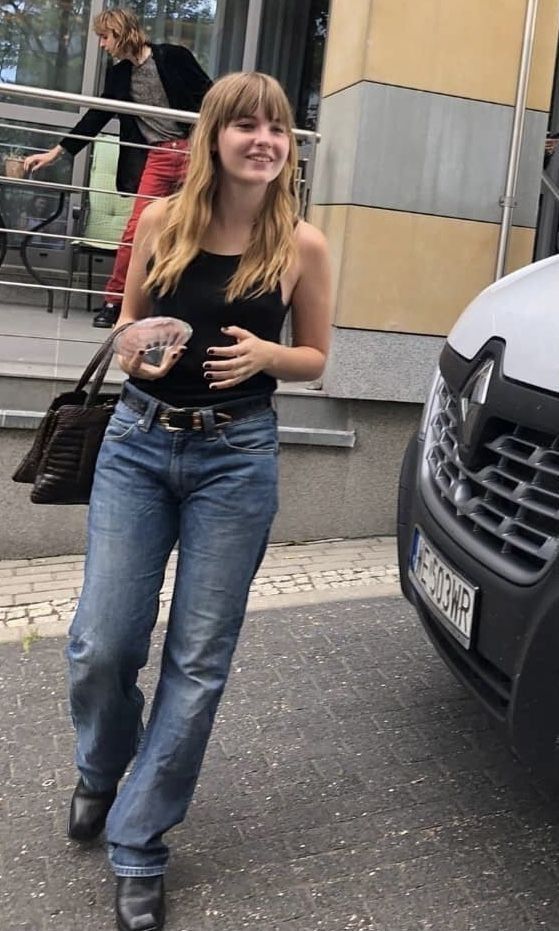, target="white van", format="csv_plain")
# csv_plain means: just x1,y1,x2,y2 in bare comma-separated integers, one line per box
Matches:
398,254,559,782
